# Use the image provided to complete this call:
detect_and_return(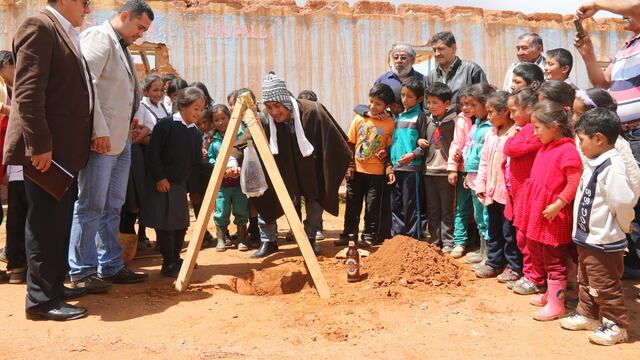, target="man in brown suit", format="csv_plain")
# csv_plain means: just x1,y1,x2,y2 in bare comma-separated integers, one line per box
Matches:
3,0,93,320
